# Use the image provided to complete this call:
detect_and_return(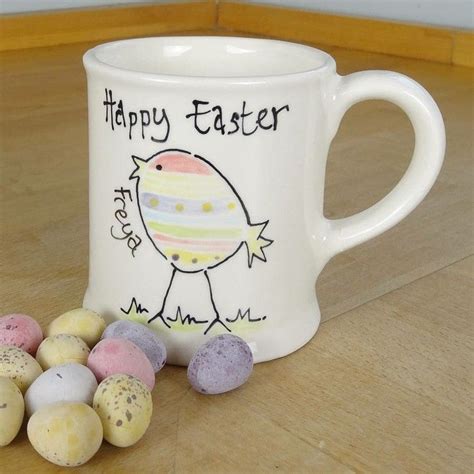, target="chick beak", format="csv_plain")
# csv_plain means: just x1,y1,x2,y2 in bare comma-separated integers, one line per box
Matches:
129,155,147,180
